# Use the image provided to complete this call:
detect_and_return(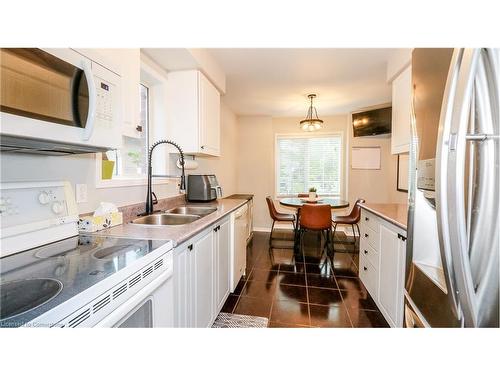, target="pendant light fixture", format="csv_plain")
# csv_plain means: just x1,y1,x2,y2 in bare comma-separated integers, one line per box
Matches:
300,94,324,132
